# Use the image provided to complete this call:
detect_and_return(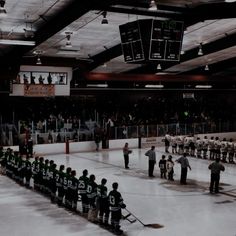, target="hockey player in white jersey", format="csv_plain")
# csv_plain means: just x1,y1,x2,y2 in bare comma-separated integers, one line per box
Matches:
184,136,191,156
221,138,228,163
208,137,215,160
202,136,209,159
214,137,221,160
177,135,184,155
196,137,203,158
227,139,234,163
170,135,177,154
